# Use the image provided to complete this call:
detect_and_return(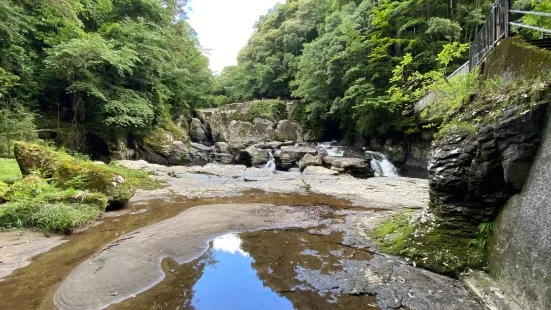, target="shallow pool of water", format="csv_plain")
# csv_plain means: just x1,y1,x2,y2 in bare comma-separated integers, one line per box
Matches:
191,233,295,310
